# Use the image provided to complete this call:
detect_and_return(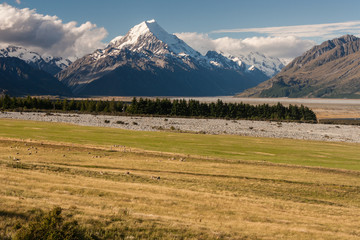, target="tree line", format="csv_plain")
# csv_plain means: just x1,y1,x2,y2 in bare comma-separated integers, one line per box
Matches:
0,95,317,121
